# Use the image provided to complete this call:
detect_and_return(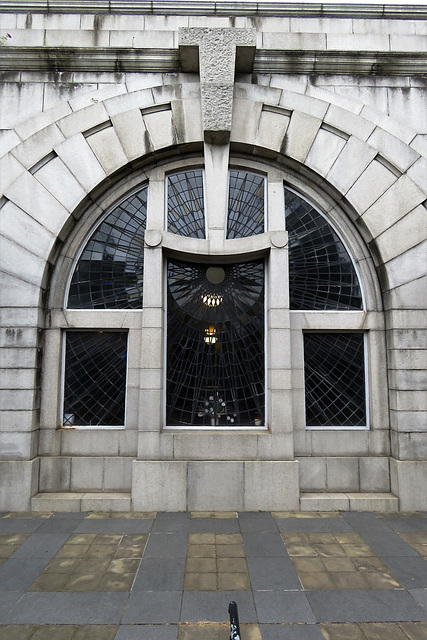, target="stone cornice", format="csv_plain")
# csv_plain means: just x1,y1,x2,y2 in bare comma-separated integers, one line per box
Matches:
1,46,426,75
0,1,426,20
254,50,427,75
0,47,180,72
